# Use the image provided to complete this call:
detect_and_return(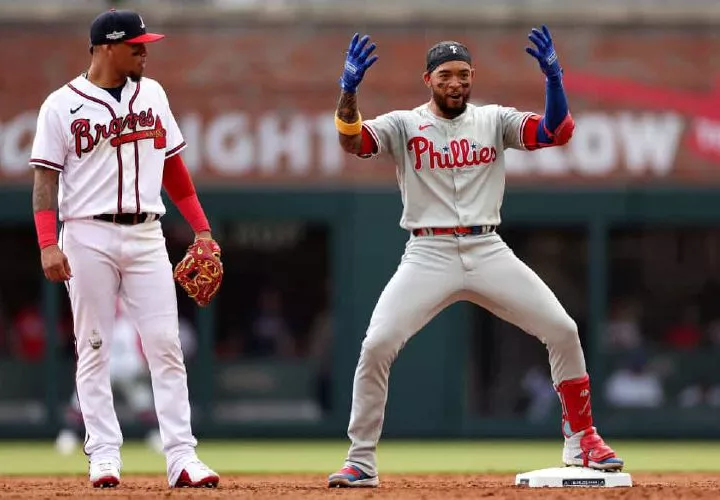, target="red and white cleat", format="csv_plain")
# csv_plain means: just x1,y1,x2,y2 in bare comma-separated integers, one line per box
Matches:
563,426,625,471
172,460,220,488
89,460,120,488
